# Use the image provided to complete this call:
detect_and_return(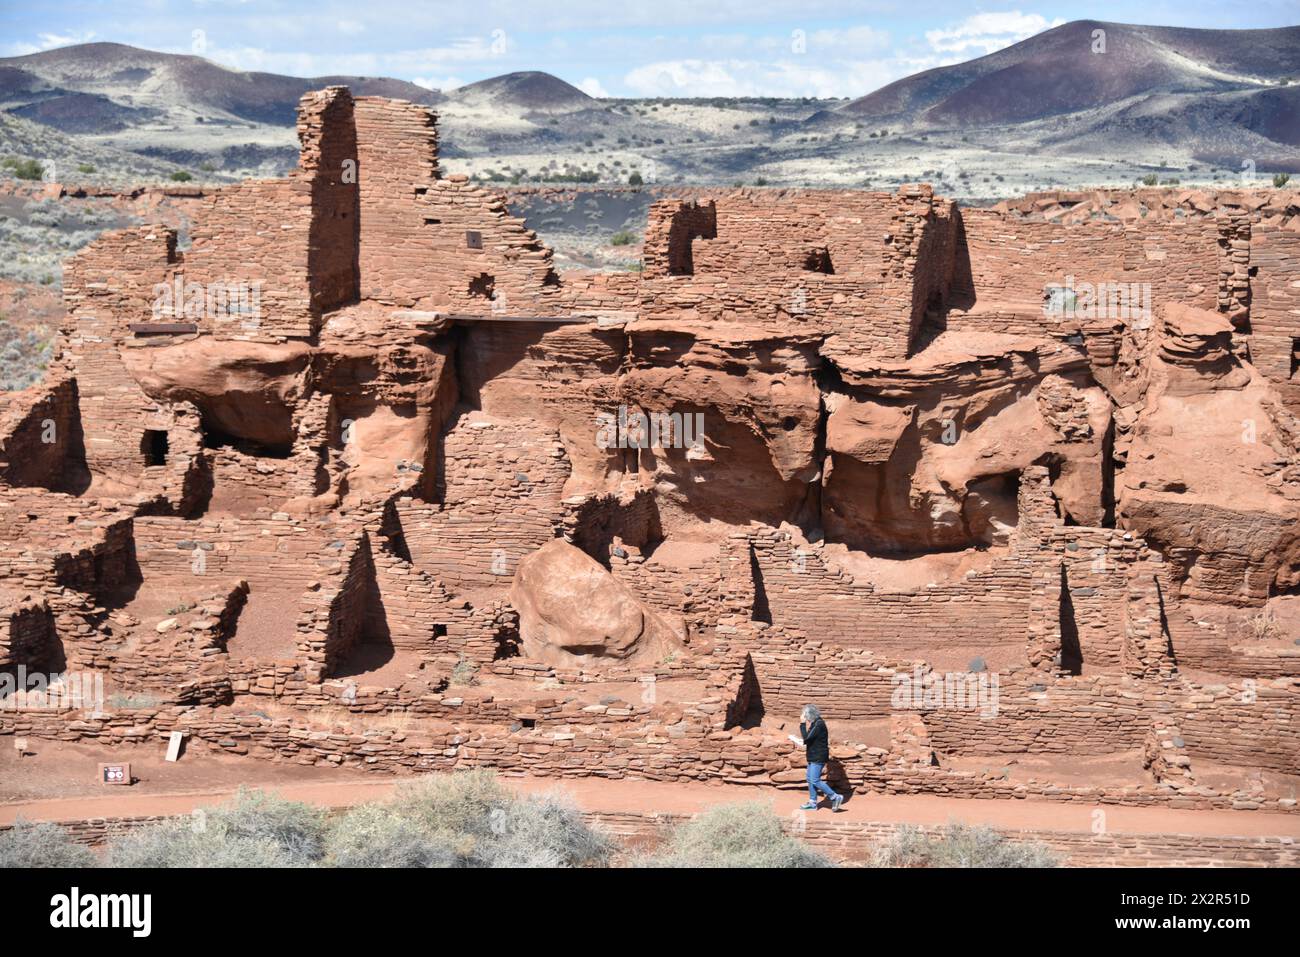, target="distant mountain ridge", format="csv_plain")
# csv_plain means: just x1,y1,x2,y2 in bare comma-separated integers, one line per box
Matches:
835,20,1300,128
0,42,597,130
0,26,1296,188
